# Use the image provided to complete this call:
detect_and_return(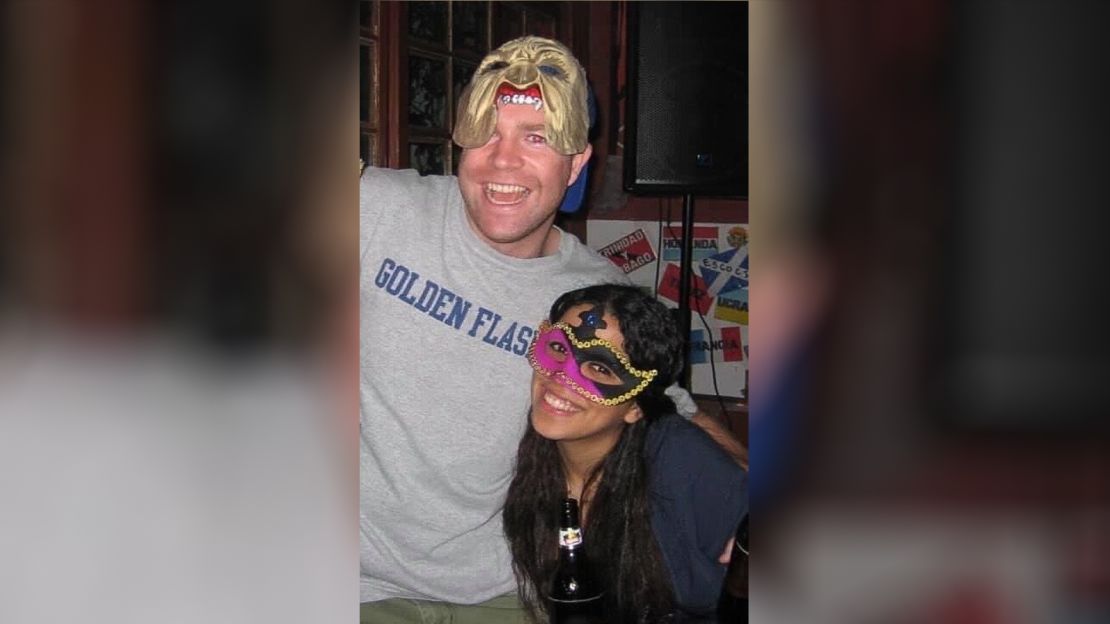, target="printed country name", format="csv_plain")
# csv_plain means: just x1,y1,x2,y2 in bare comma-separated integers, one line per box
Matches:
616,254,654,272
598,229,656,273
598,229,646,255
702,257,748,279
664,239,718,250
691,337,742,352
374,258,535,356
